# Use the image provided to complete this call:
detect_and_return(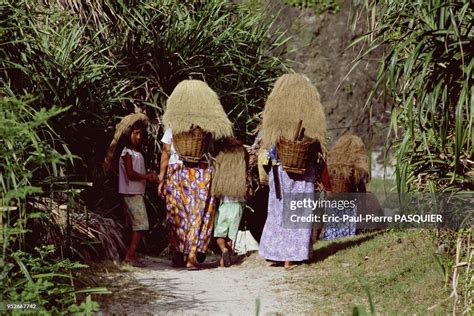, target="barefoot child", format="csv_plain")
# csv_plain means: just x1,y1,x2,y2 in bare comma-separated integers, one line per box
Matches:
211,138,248,267
104,113,156,267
